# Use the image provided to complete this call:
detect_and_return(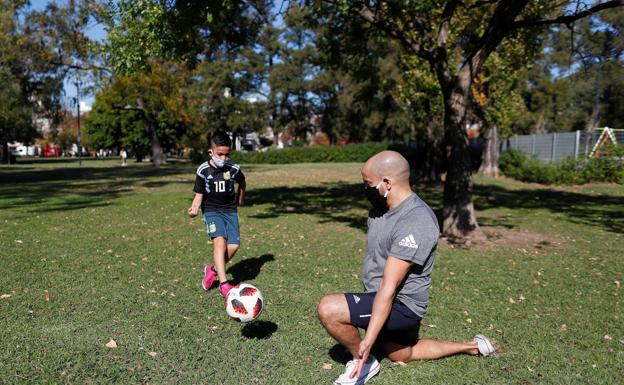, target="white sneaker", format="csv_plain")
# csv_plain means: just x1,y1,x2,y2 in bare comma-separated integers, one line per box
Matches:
474,334,496,356
334,355,380,385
